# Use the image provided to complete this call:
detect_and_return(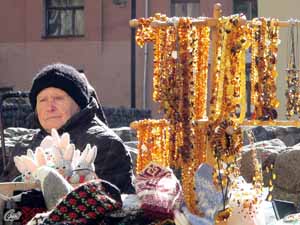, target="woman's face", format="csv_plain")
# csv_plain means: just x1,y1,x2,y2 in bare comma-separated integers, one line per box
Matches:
36,87,80,133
